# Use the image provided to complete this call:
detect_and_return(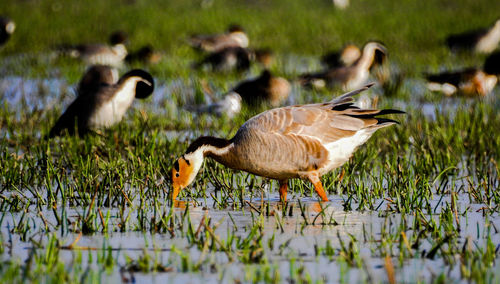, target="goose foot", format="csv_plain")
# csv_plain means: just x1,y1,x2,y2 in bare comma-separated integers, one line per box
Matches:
306,172,329,202
279,180,288,202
